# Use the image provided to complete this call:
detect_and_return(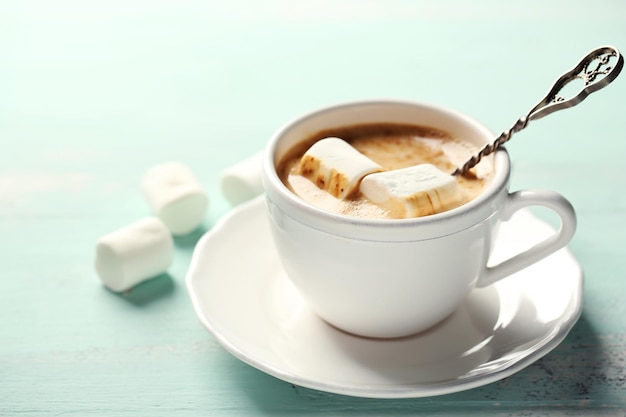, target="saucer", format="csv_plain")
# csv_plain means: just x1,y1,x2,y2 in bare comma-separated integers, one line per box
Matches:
186,196,583,399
